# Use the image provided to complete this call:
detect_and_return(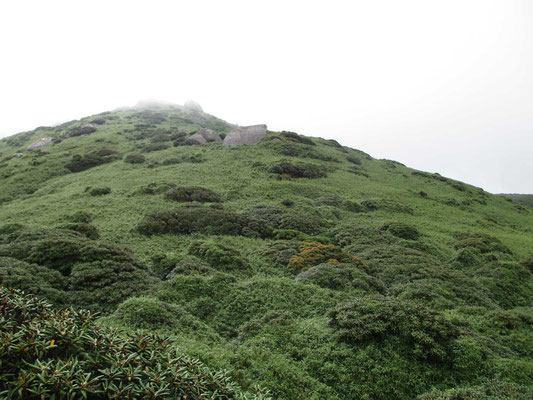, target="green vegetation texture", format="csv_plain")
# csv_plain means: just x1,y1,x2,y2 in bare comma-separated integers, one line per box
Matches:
0,106,532,399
